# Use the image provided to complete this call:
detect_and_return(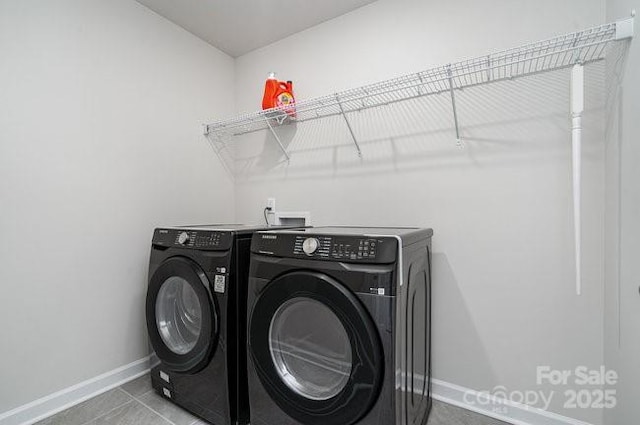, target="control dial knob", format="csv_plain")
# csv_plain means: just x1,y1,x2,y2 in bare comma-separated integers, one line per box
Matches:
302,238,320,255
178,232,190,245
